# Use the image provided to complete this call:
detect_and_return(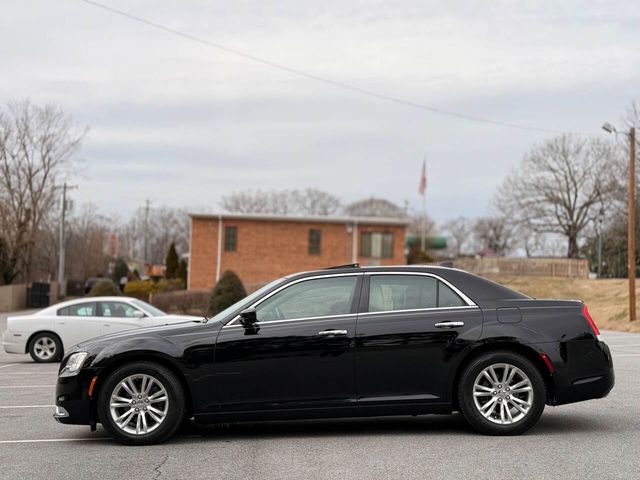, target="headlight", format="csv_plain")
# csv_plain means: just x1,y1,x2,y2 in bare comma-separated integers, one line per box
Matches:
65,352,88,375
